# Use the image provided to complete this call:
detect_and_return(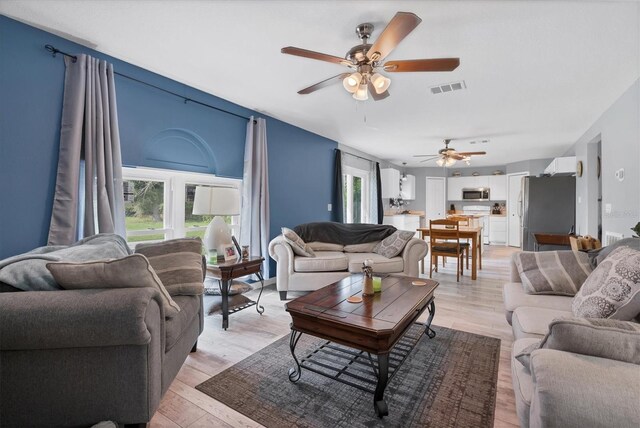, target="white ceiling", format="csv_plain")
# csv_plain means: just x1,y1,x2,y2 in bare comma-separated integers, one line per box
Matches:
2,1,639,167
